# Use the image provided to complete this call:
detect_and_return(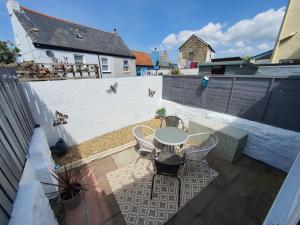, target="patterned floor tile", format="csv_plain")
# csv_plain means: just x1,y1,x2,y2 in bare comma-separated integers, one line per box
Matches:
107,157,218,225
